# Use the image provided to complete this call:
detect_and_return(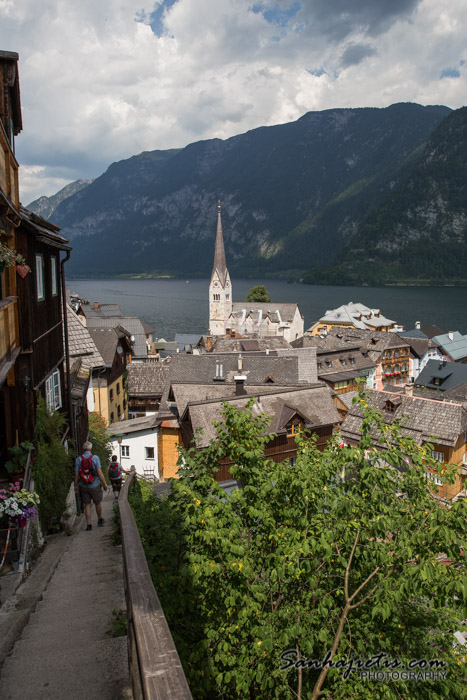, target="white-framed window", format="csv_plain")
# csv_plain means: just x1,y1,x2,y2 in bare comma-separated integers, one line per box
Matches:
432,450,445,463
121,445,129,458
51,256,58,296
145,446,155,460
426,471,443,486
35,254,44,301
45,369,61,413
